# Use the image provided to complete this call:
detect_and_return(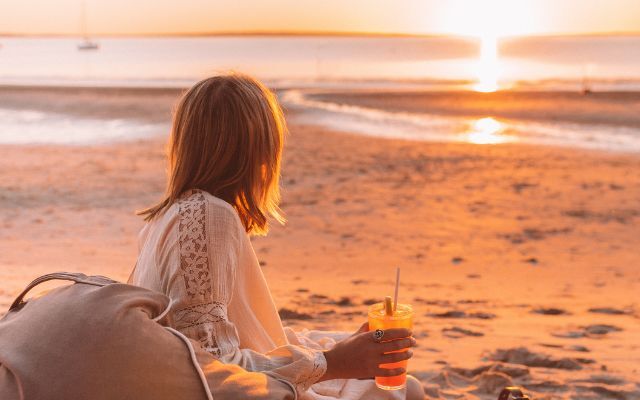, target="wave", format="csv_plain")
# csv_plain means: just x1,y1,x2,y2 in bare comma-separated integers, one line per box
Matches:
0,107,168,145
282,89,640,153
